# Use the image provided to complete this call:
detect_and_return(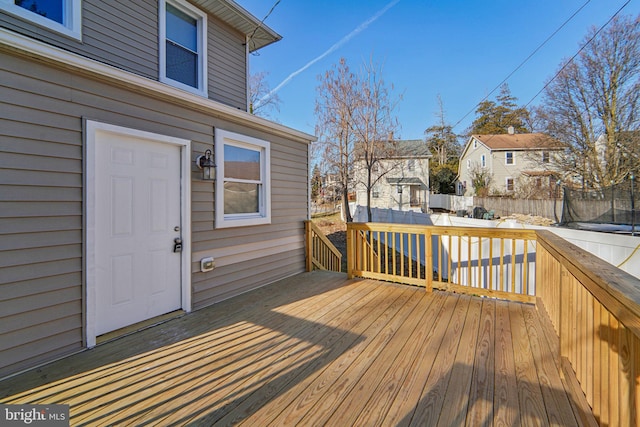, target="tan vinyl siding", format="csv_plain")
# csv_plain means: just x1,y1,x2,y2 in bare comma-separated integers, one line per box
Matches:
208,14,247,109
0,0,249,108
0,0,158,79
0,49,308,377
